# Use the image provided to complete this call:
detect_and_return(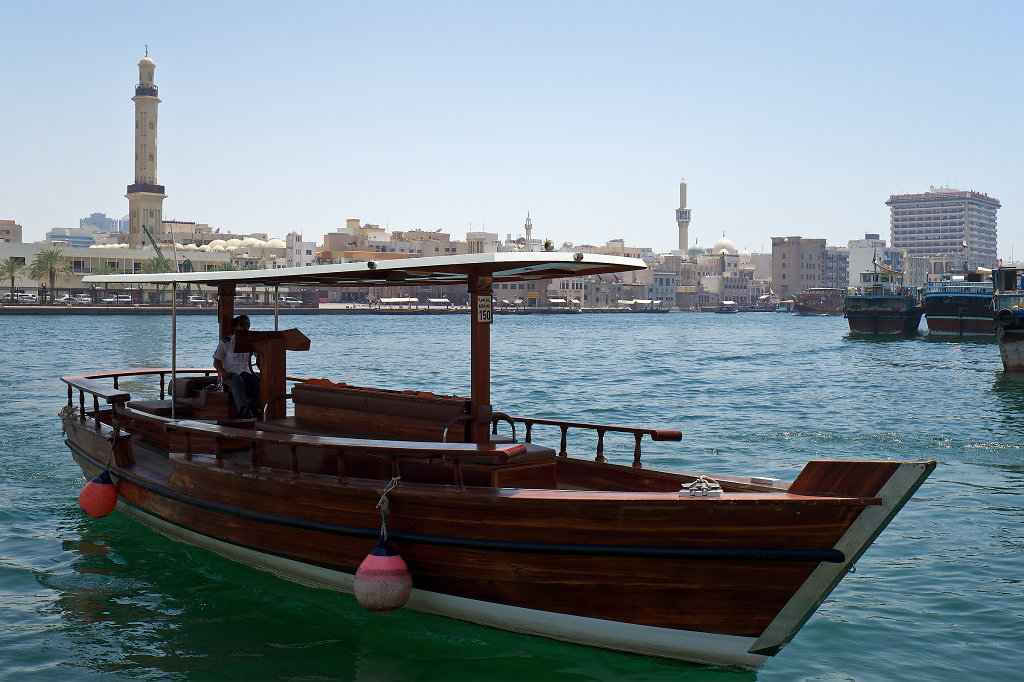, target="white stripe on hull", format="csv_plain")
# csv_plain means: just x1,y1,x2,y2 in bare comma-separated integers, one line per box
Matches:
118,501,768,669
